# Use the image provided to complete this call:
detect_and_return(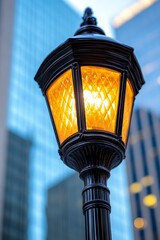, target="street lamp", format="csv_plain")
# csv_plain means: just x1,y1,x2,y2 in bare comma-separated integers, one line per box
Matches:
35,8,144,240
